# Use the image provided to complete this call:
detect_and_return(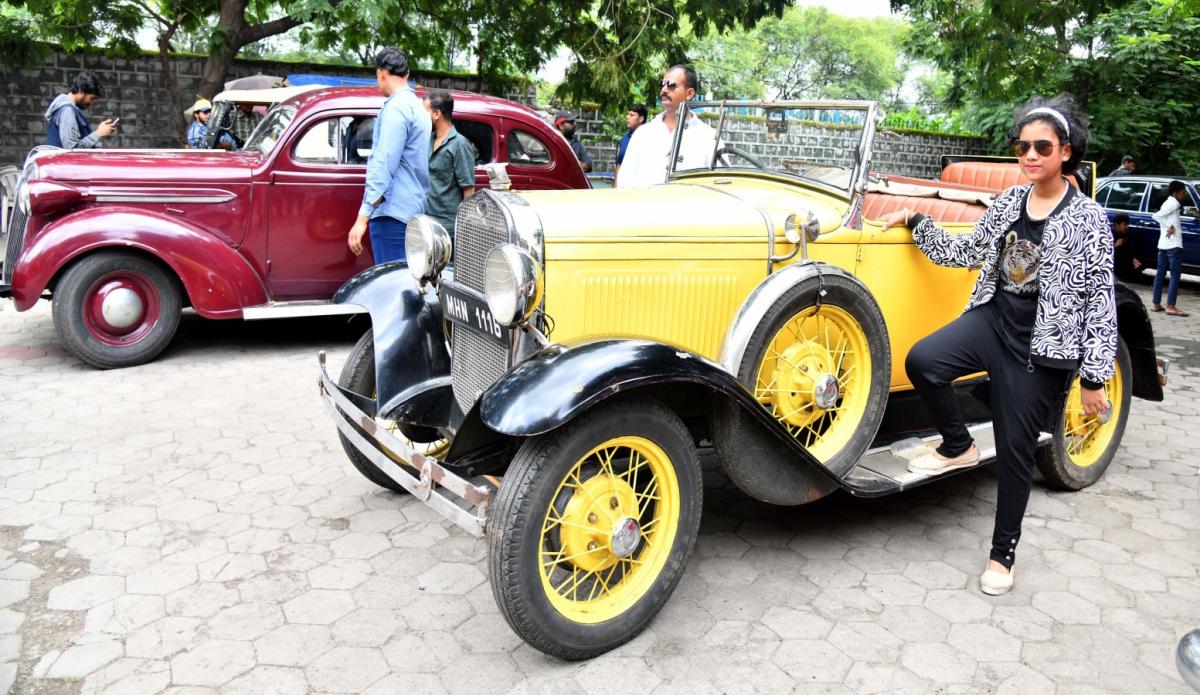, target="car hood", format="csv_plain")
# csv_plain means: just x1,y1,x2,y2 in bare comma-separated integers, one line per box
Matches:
30,149,261,185
519,178,848,243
